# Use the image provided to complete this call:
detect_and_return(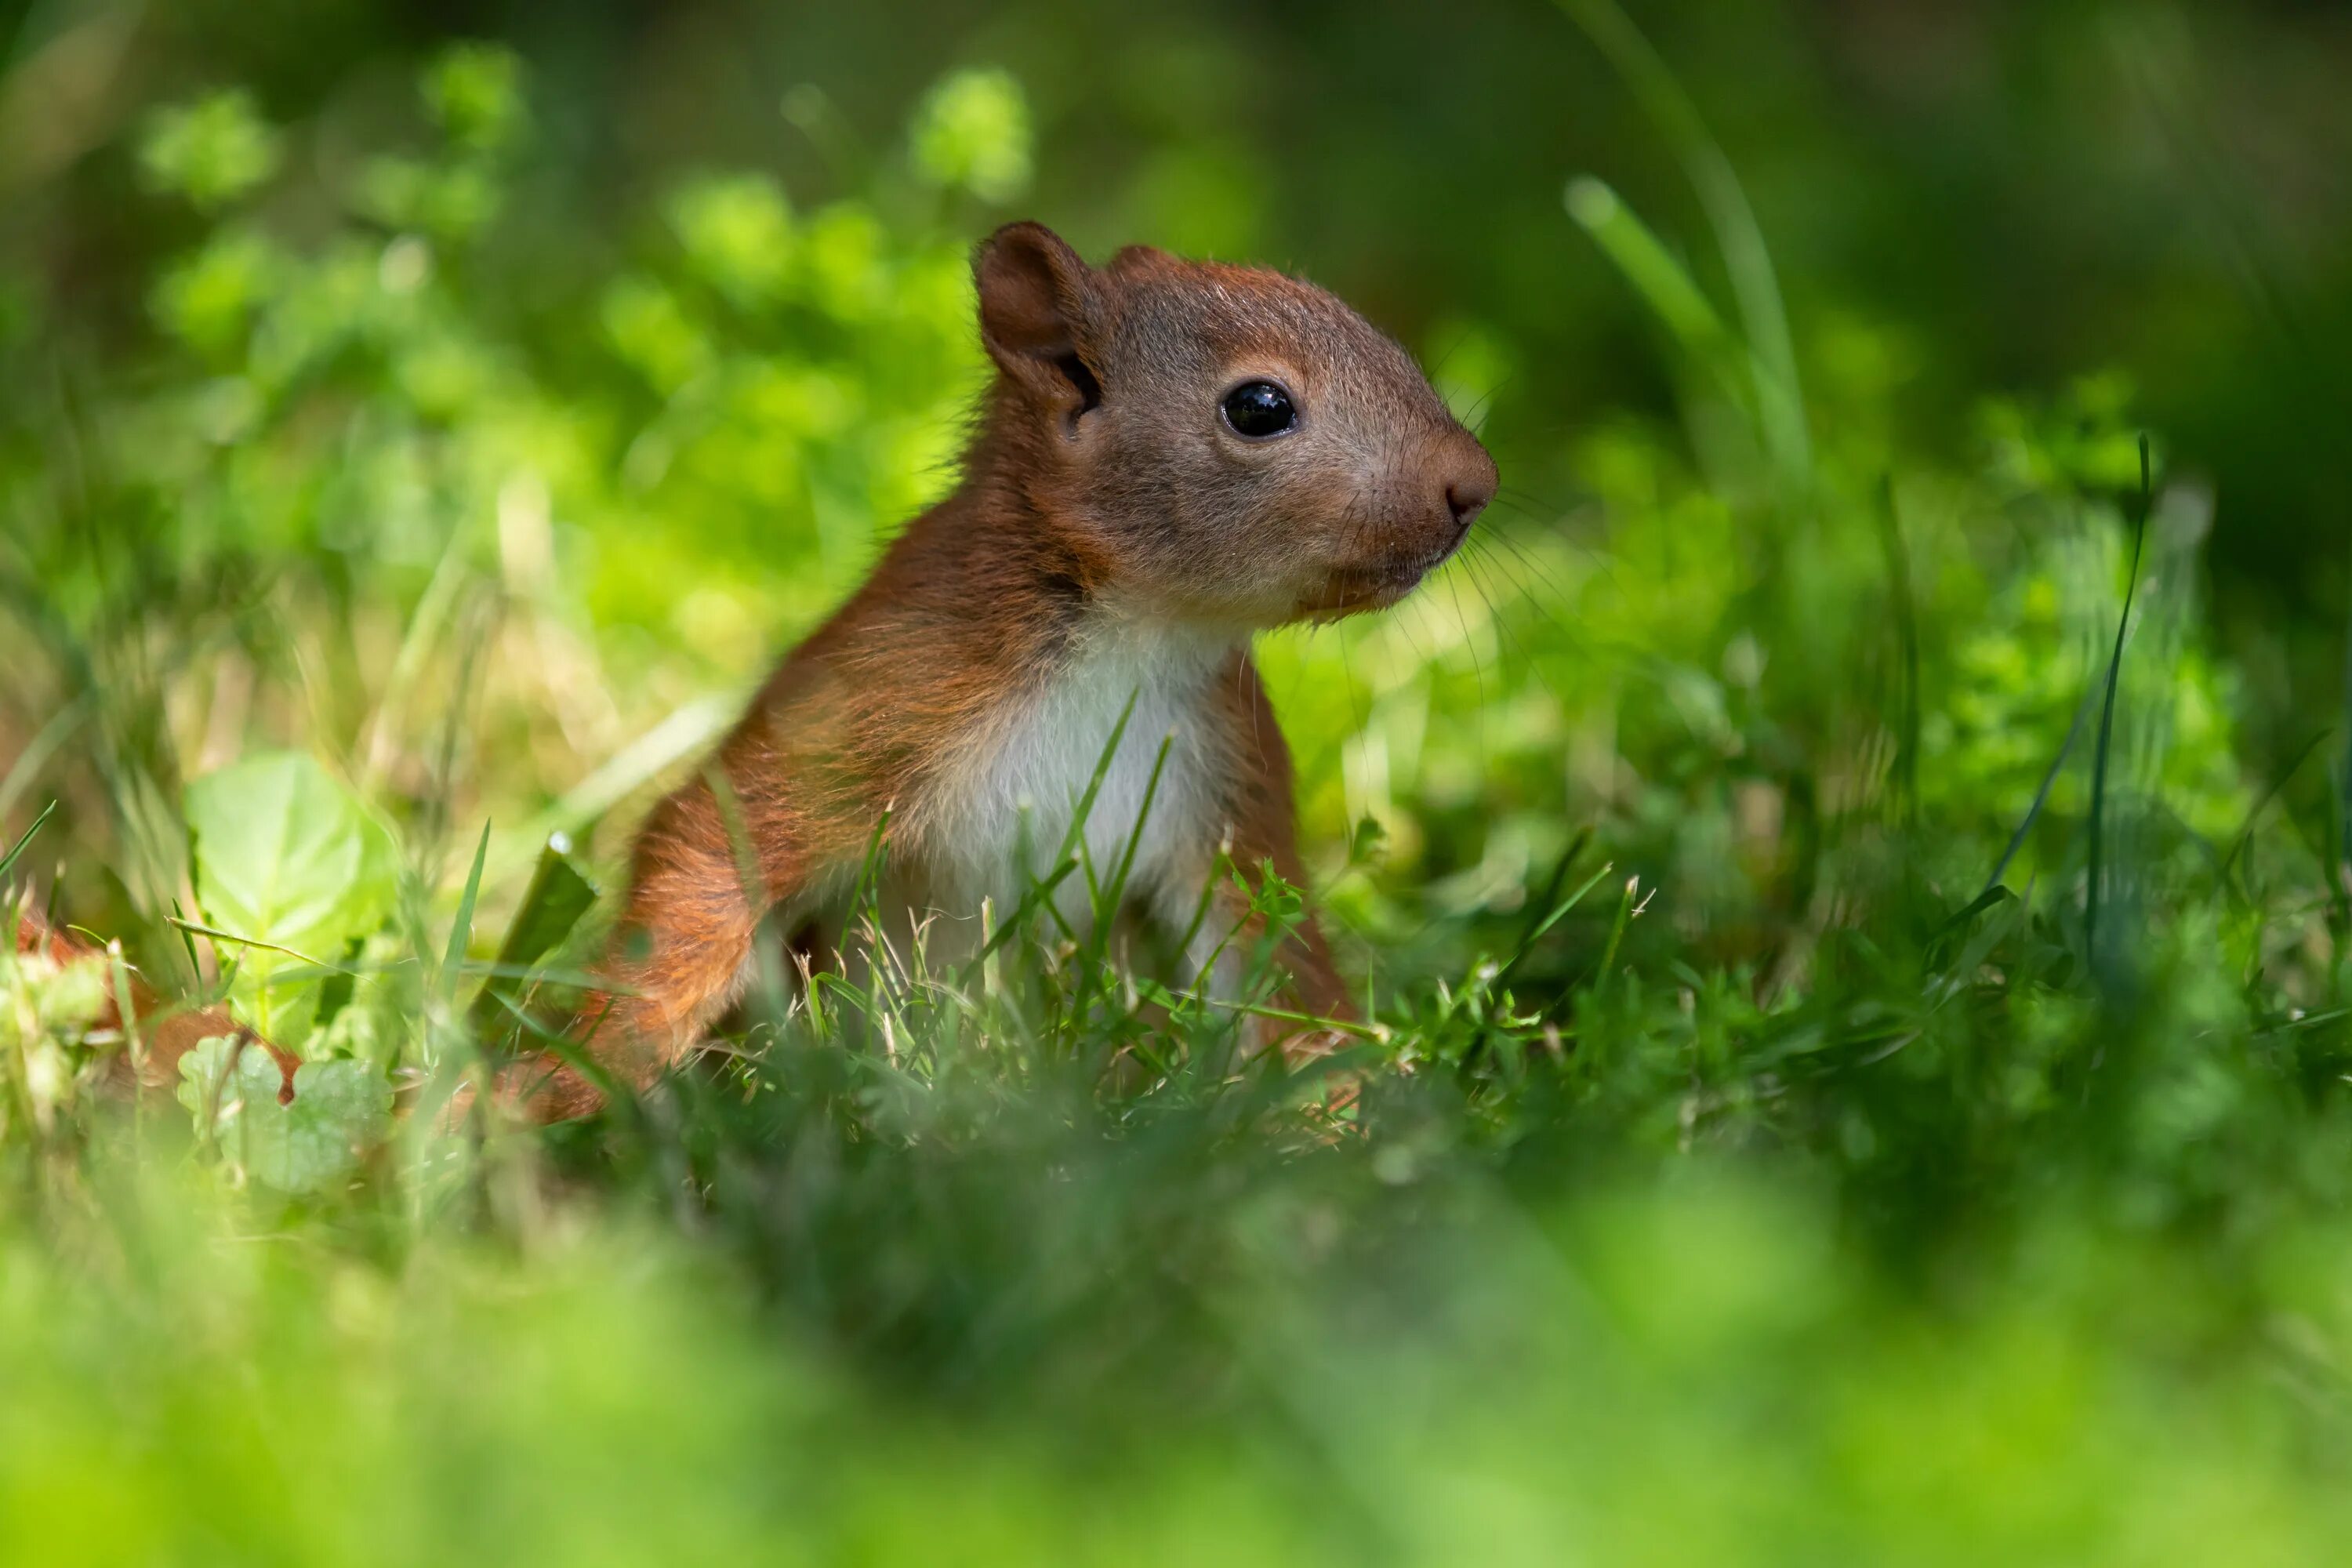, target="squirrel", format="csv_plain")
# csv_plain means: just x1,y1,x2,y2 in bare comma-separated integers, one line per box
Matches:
516,221,1496,1119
